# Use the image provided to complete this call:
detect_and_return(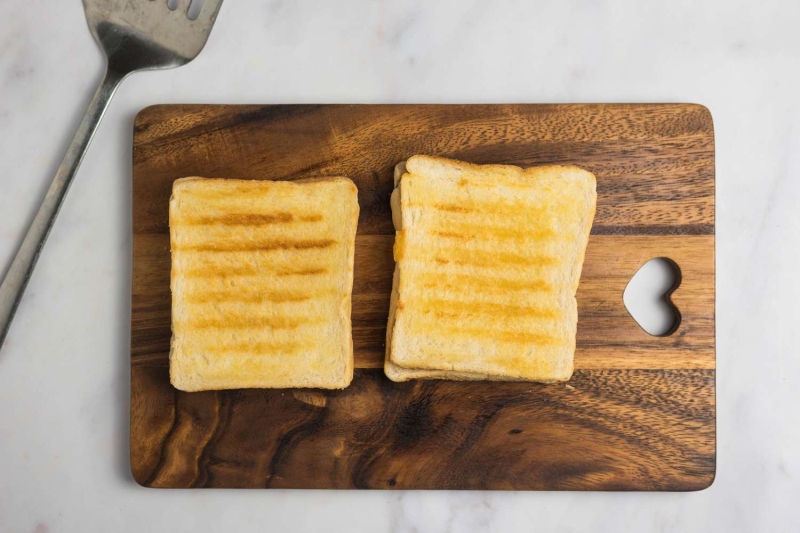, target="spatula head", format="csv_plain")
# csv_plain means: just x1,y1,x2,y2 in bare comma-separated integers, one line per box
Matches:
83,0,223,72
